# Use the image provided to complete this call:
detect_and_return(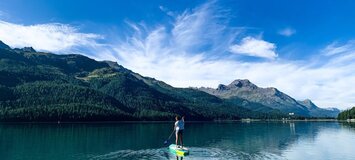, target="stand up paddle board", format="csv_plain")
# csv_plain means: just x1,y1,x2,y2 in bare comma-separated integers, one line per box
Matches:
169,144,189,156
